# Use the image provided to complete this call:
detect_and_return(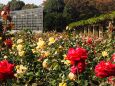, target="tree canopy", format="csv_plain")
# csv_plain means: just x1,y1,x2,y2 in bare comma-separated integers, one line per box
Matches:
8,0,25,11
22,4,38,10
